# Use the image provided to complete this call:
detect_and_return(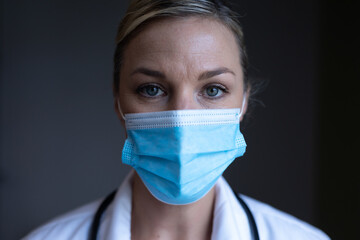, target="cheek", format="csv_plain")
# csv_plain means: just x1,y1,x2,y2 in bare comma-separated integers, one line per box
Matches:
118,69,141,113
226,84,244,108
119,92,142,114
223,94,243,108
117,79,138,114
